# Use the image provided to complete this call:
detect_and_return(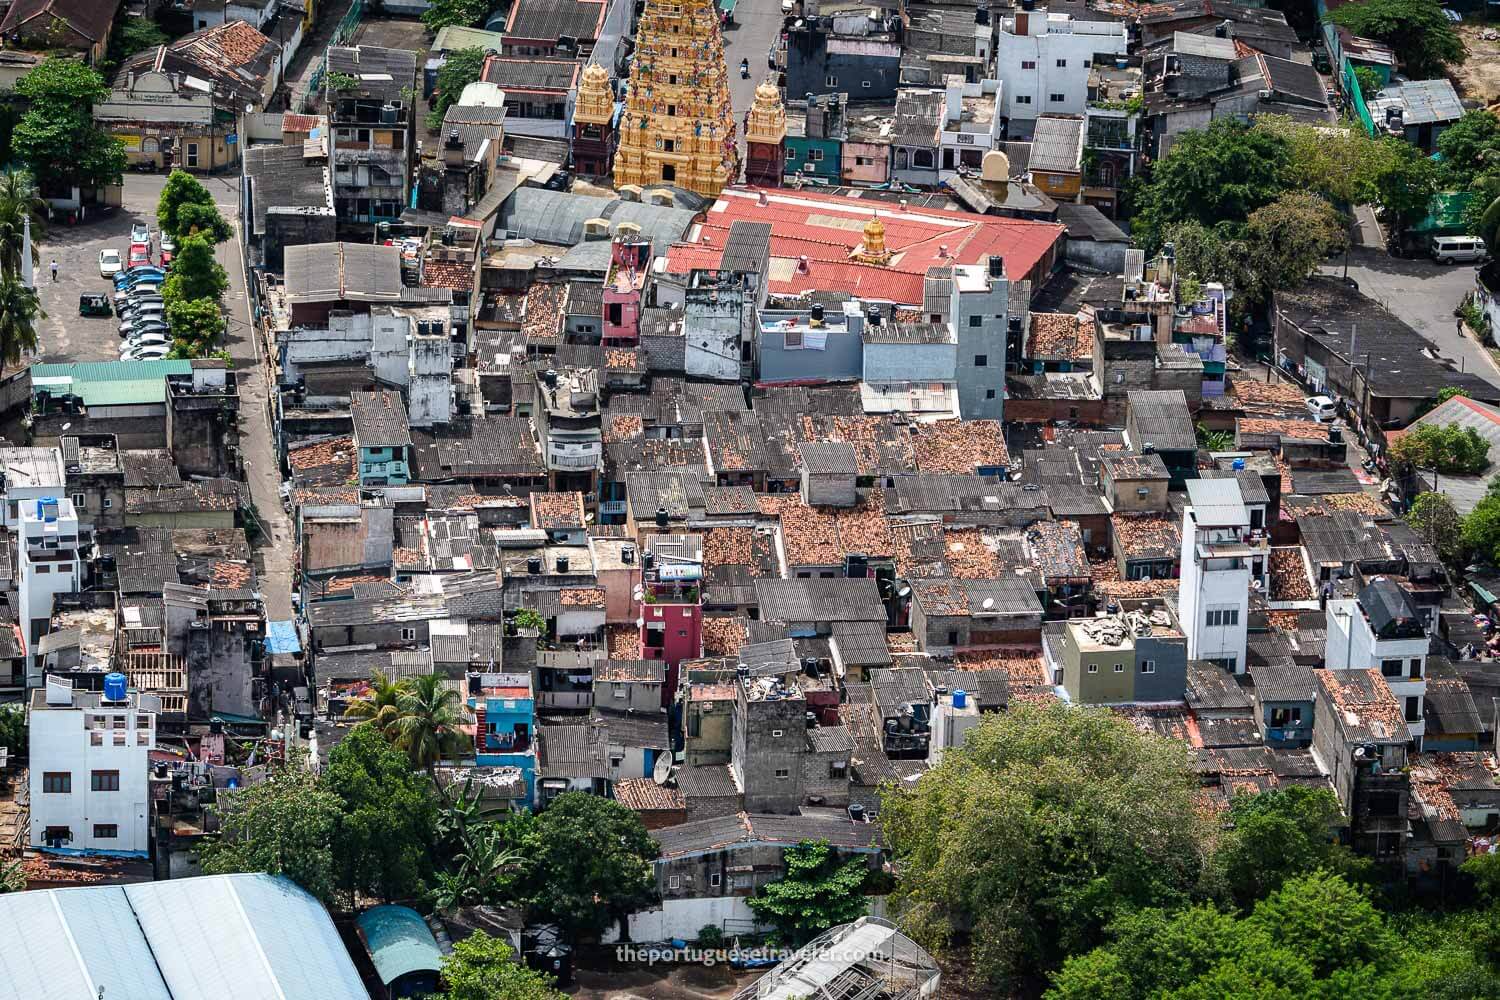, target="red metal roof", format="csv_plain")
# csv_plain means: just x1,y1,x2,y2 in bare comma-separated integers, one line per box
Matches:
662,187,1064,305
